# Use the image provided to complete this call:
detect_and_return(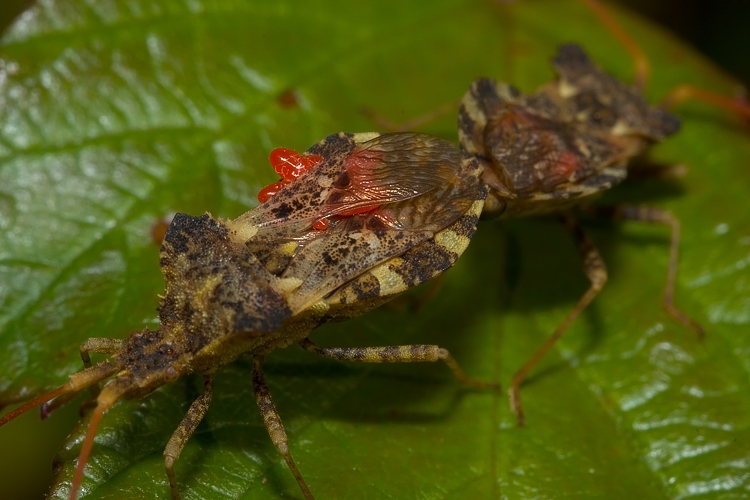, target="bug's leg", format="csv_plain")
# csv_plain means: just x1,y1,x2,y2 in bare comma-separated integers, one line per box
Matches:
659,85,750,118
39,338,126,419
579,0,650,89
253,355,315,500
79,338,125,401
299,338,496,390
580,0,750,118
590,204,704,336
163,374,214,500
79,338,126,368
509,213,607,426
361,98,461,132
